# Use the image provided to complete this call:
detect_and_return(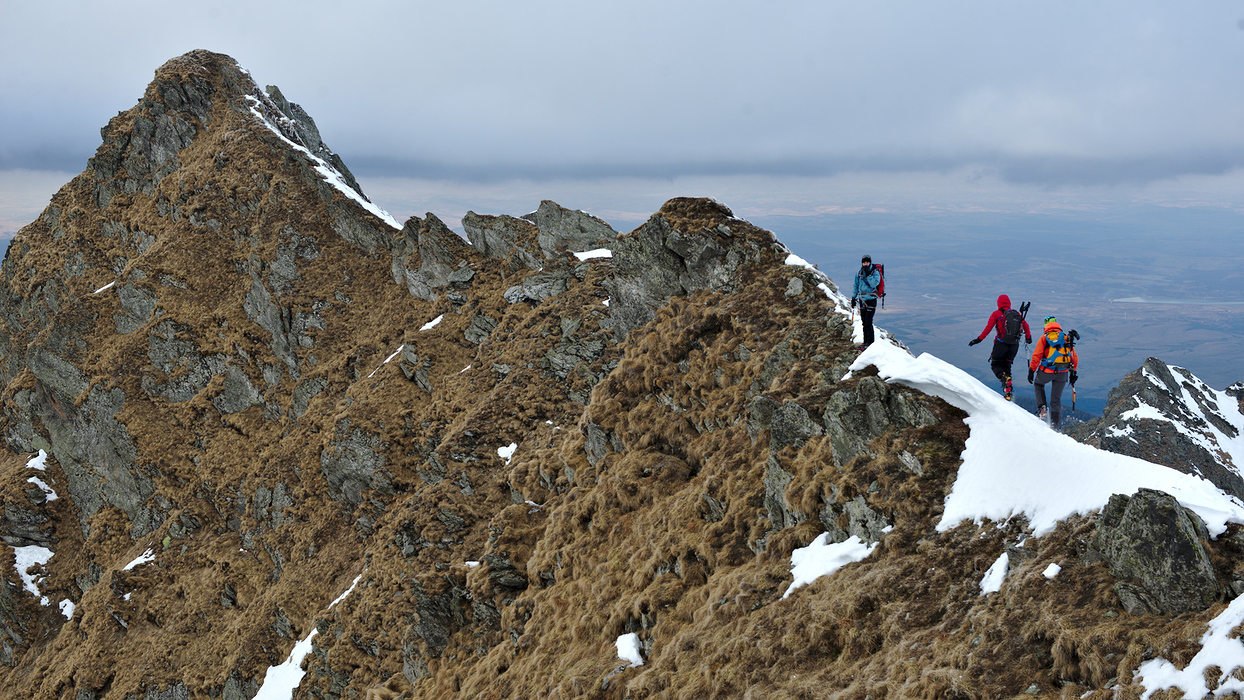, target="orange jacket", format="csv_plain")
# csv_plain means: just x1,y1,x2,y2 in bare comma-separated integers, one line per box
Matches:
1029,321,1079,373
